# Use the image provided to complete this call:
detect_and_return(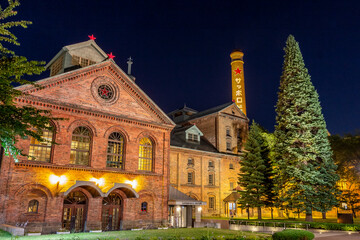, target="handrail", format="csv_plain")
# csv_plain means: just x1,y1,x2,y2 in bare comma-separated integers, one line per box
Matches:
229,220,310,230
